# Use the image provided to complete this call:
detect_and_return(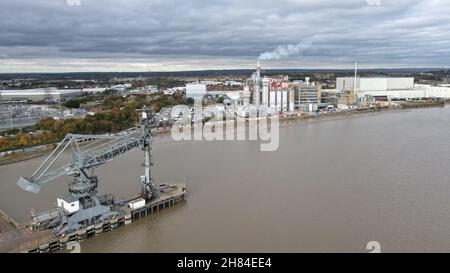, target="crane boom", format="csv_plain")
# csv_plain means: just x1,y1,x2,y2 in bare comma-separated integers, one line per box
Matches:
18,131,140,193
18,108,157,198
